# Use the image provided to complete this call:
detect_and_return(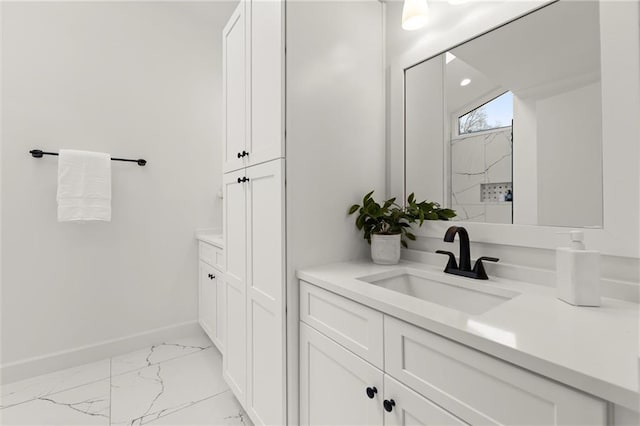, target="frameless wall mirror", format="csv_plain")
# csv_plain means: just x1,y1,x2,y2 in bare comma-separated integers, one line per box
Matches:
404,0,603,228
